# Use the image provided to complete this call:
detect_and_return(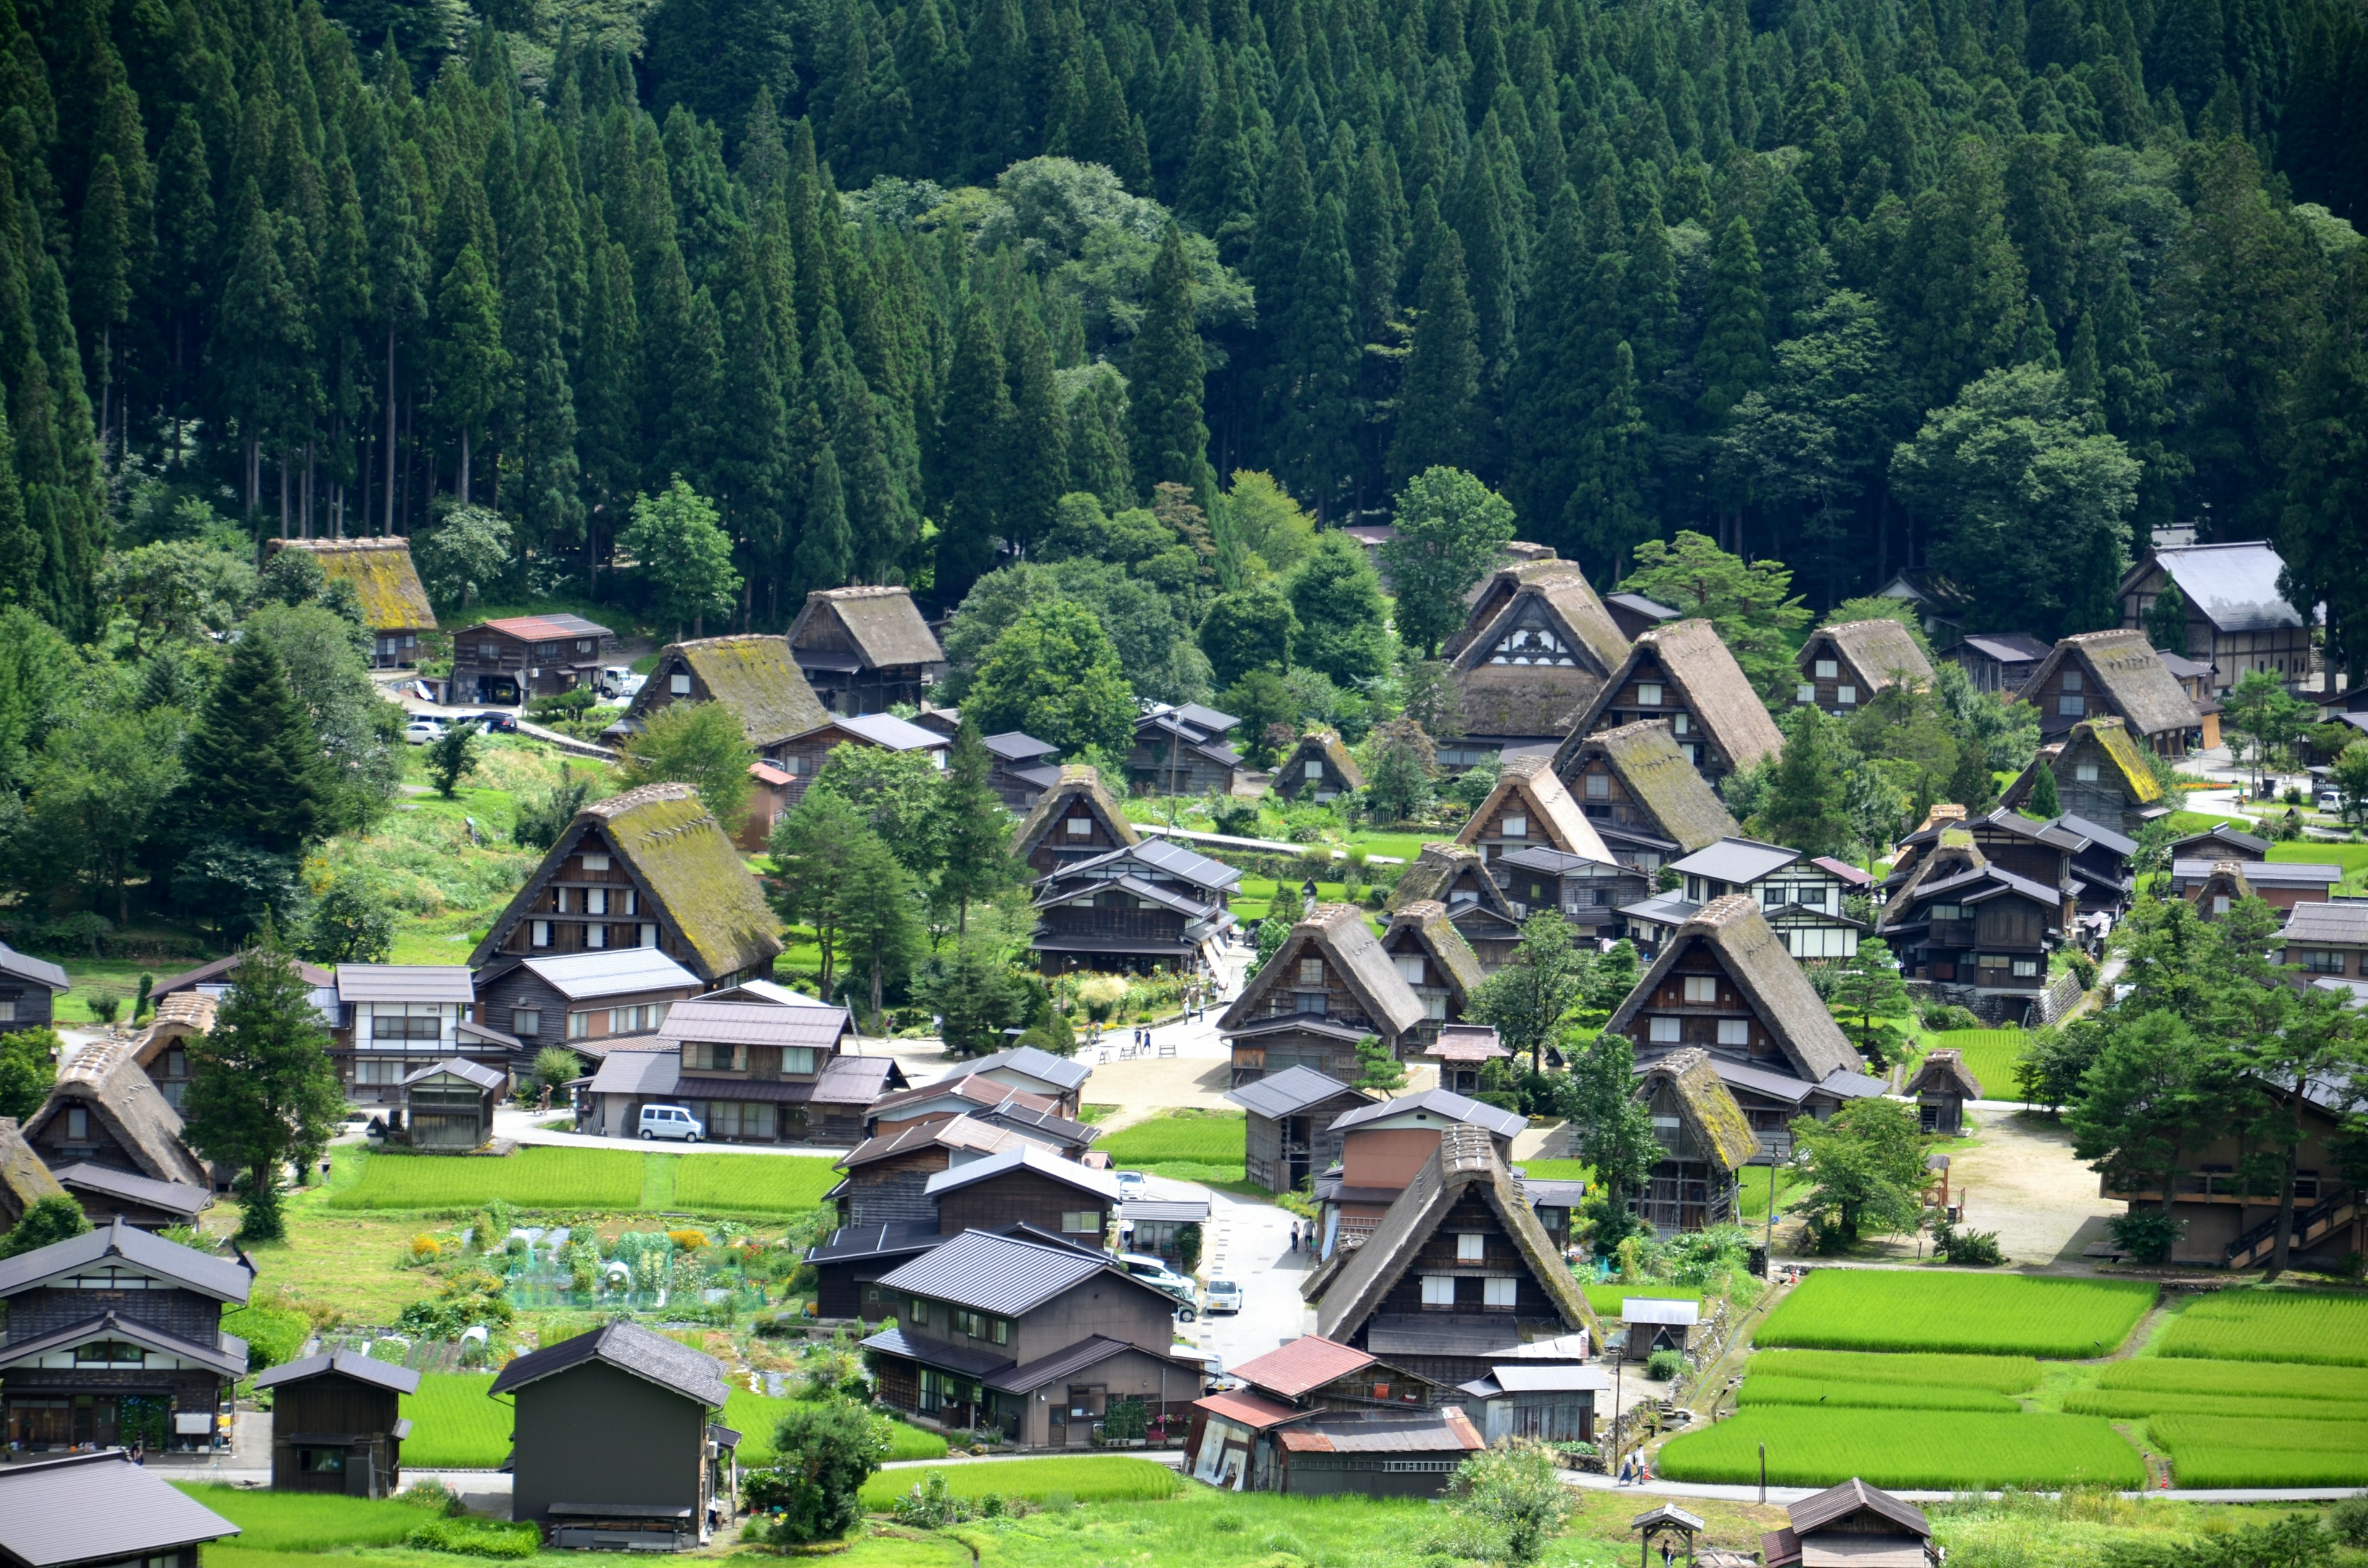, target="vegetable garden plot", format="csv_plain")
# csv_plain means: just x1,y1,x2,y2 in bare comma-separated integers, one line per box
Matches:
2156,1292,2368,1366
1747,1350,2039,1392
328,1147,644,1211
857,1456,1183,1508
1755,1270,2155,1357
1656,1409,2144,1490
1738,1376,2019,1412
2098,1357,2368,1402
